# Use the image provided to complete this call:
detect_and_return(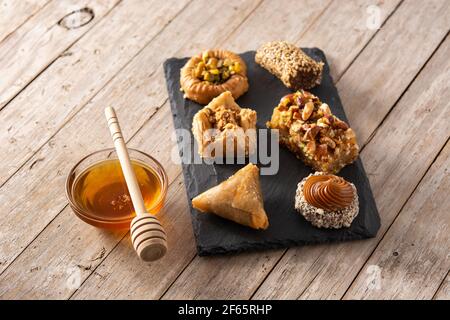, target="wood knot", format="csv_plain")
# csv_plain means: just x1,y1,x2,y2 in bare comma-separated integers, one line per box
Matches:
58,7,94,30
